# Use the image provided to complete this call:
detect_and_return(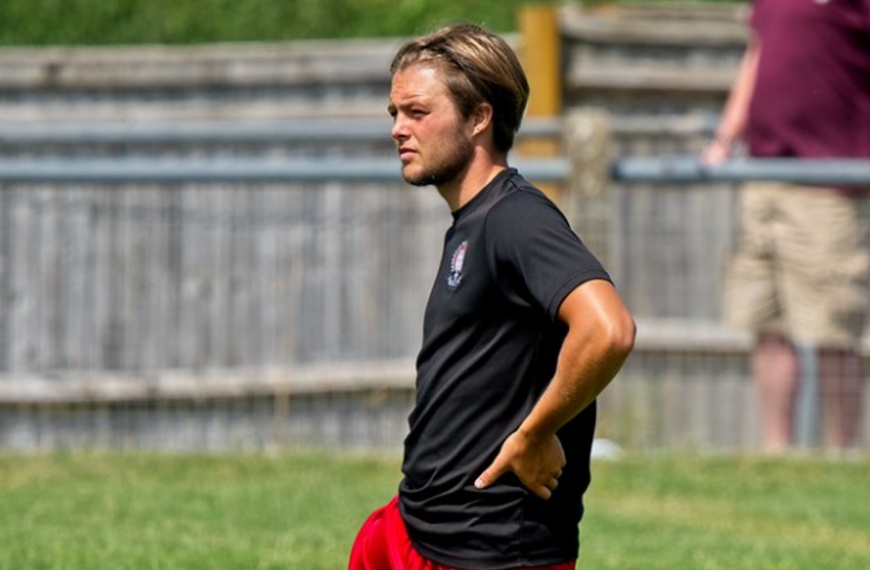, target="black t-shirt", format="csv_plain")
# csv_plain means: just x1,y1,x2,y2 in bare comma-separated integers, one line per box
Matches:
399,168,612,569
